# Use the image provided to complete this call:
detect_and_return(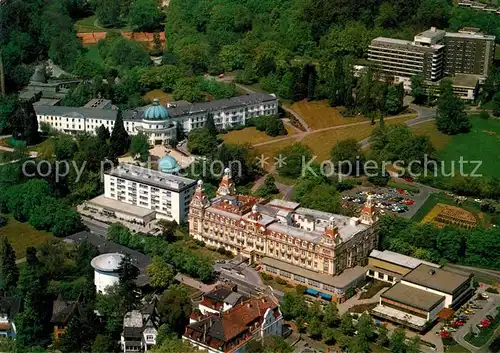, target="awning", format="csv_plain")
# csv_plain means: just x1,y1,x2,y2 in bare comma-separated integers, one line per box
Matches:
305,288,319,296
437,308,455,320
320,293,333,301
